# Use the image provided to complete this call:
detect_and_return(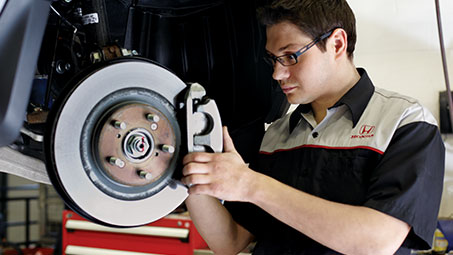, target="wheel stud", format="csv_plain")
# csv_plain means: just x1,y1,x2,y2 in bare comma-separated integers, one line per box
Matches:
138,170,152,180
150,123,158,131
113,121,127,130
146,114,160,123
108,157,125,168
161,145,175,154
